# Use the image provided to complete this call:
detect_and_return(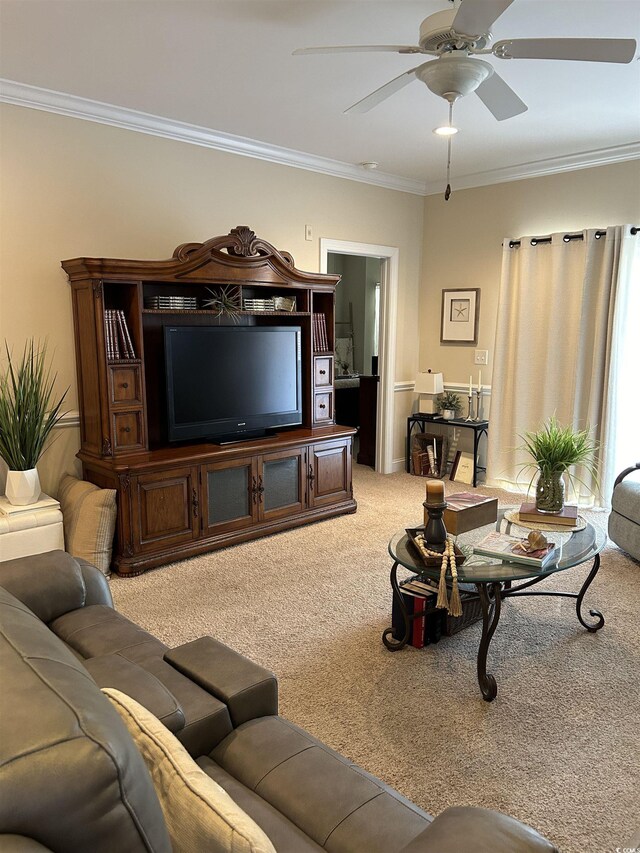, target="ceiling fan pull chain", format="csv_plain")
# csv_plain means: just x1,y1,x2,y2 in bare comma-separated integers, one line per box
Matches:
445,102,453,201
